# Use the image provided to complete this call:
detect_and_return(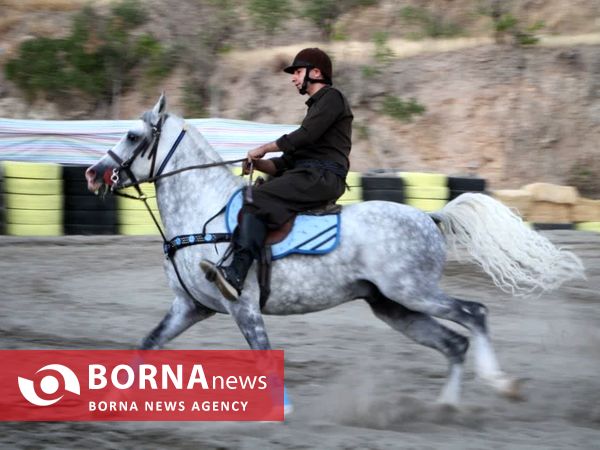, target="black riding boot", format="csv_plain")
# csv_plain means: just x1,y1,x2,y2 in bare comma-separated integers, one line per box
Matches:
200,213,267,301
